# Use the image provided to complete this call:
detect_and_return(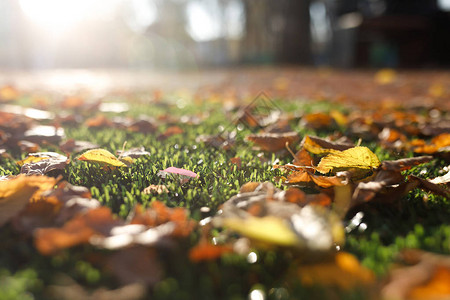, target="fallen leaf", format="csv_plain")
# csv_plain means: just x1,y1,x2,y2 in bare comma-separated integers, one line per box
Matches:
292,148,314,166
60,139,99,154
116,147,151,158
18,152,69,175
0,175,57,226
223,216,300,247
414,133,450,154
380,156,434,172
34,207,122,255
301,113,335,130
246,131,299,152
17,152,66,166
157,126,184,140
429,169,450,185
382,250,450,300
277,165,347,188
131,202,196,237
302,135,354,155
85,115,113,128
78,149,127,167
316,146,380,178
298,252,374,290
189,242,233,262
